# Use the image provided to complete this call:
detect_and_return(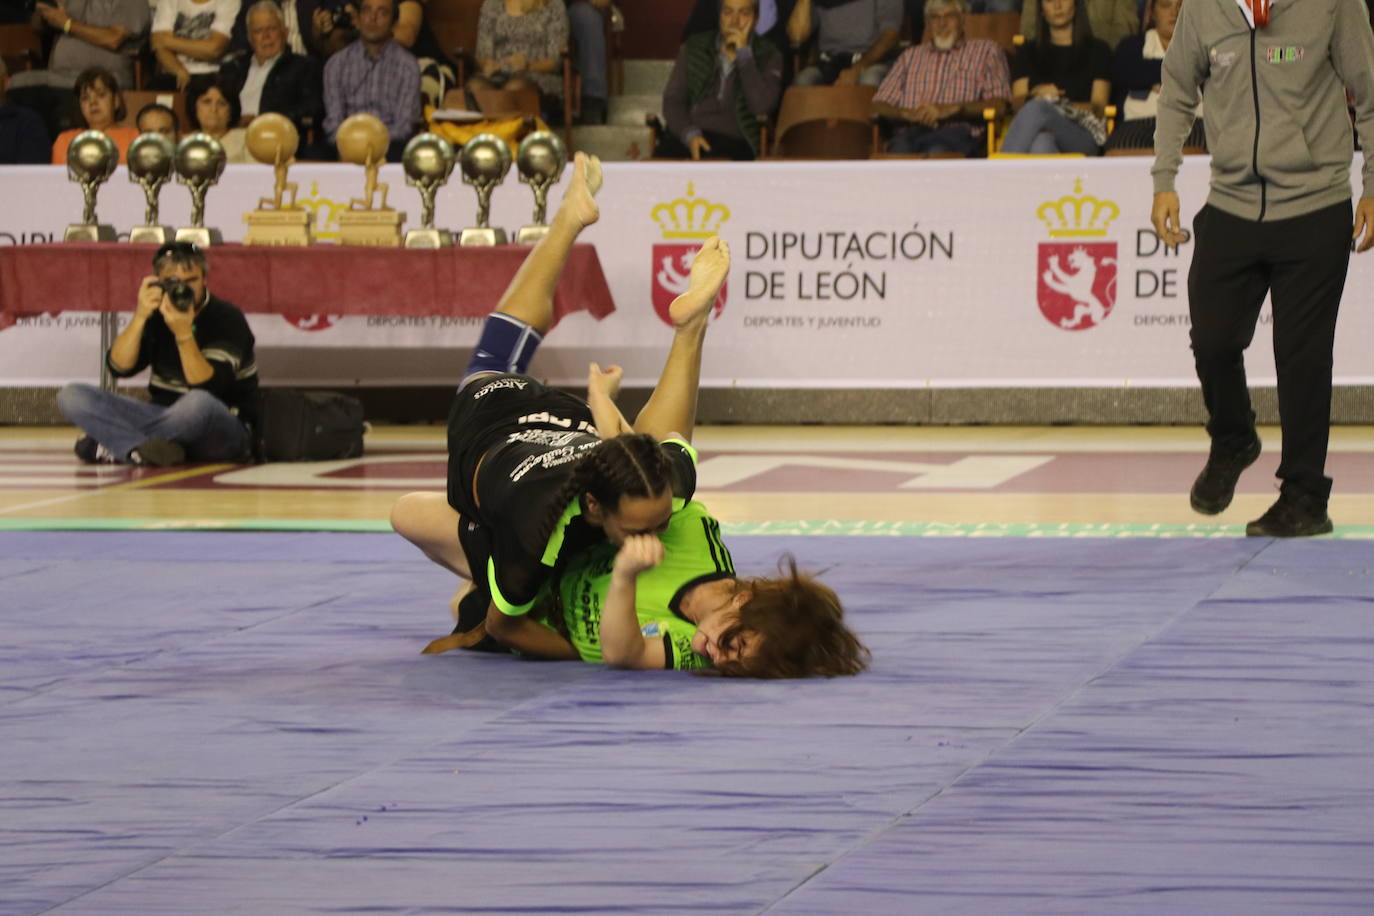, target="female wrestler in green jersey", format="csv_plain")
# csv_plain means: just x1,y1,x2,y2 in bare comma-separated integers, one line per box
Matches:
391,153,867,677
